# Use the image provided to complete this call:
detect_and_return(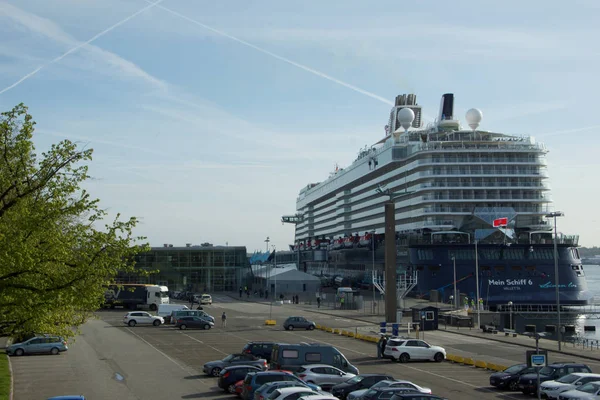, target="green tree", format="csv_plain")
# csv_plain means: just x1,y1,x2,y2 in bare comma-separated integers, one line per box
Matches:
0,104,148,339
